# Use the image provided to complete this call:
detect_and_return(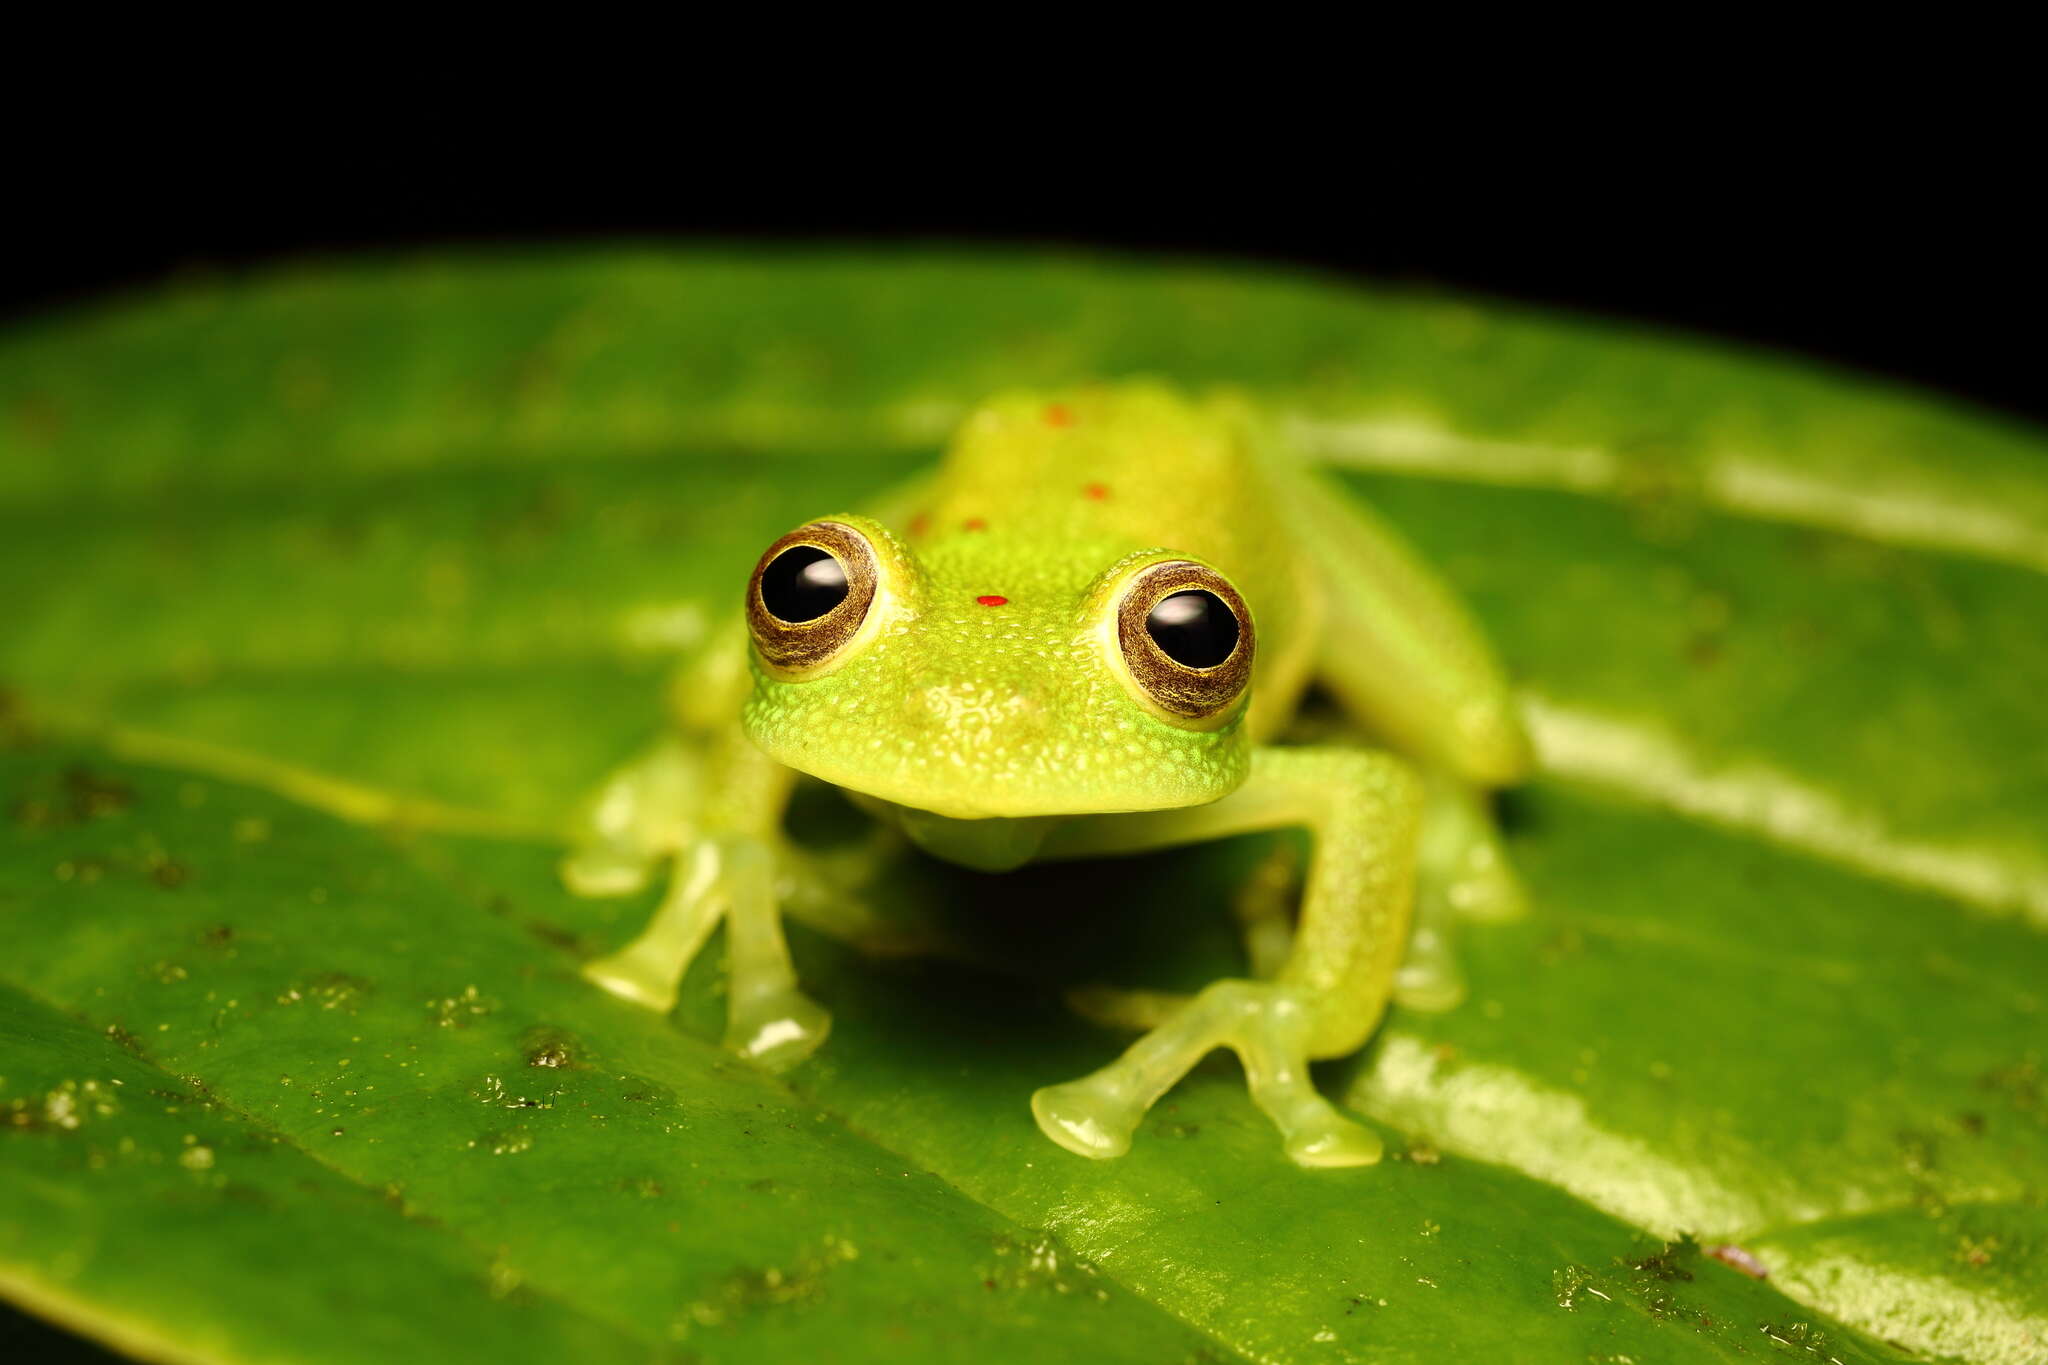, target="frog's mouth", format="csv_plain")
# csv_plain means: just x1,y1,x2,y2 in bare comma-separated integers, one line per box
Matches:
753,726,1236,825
